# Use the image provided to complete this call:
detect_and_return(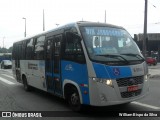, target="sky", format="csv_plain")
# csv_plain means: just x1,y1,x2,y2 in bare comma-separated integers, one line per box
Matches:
0,0,160,48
